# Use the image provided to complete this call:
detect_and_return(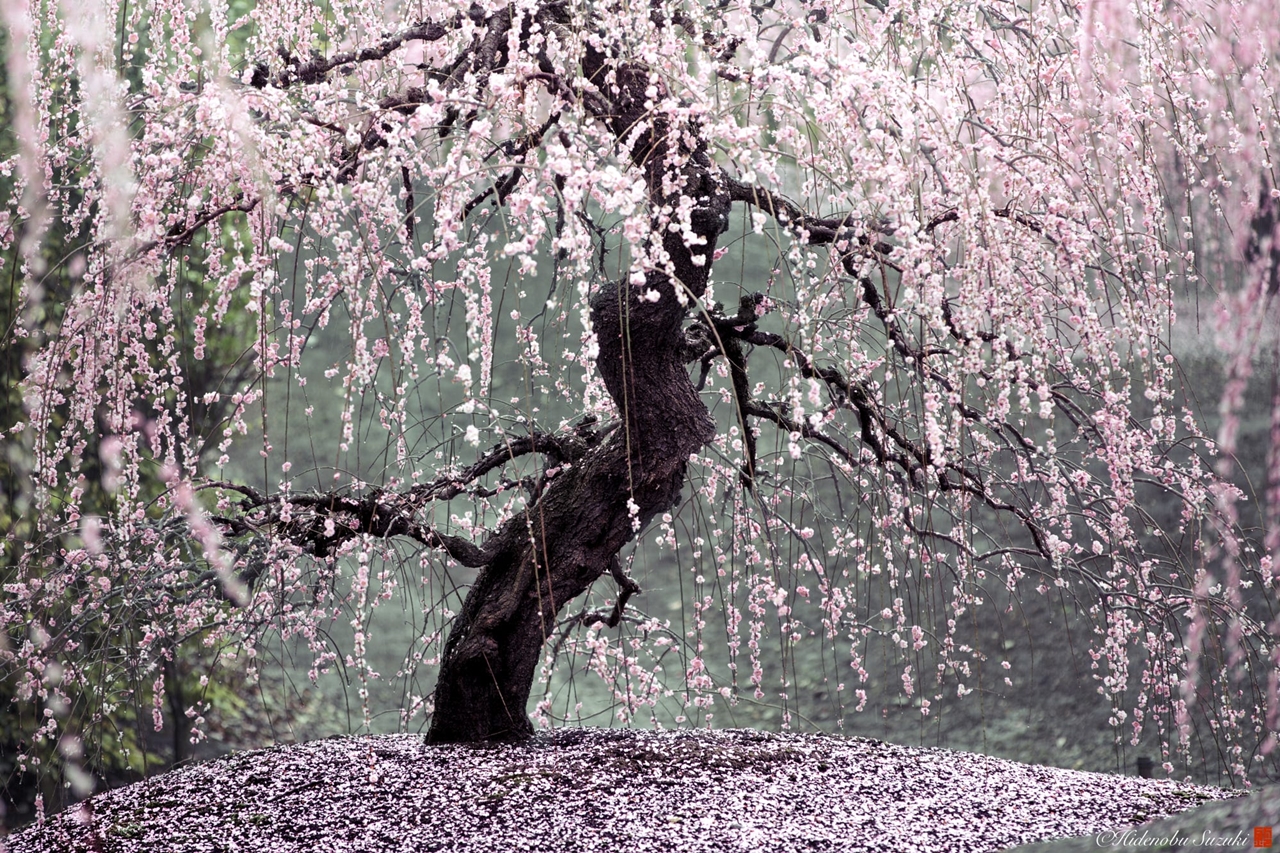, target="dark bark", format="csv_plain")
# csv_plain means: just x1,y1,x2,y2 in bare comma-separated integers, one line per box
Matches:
425,46,731,743
424,271,724,741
